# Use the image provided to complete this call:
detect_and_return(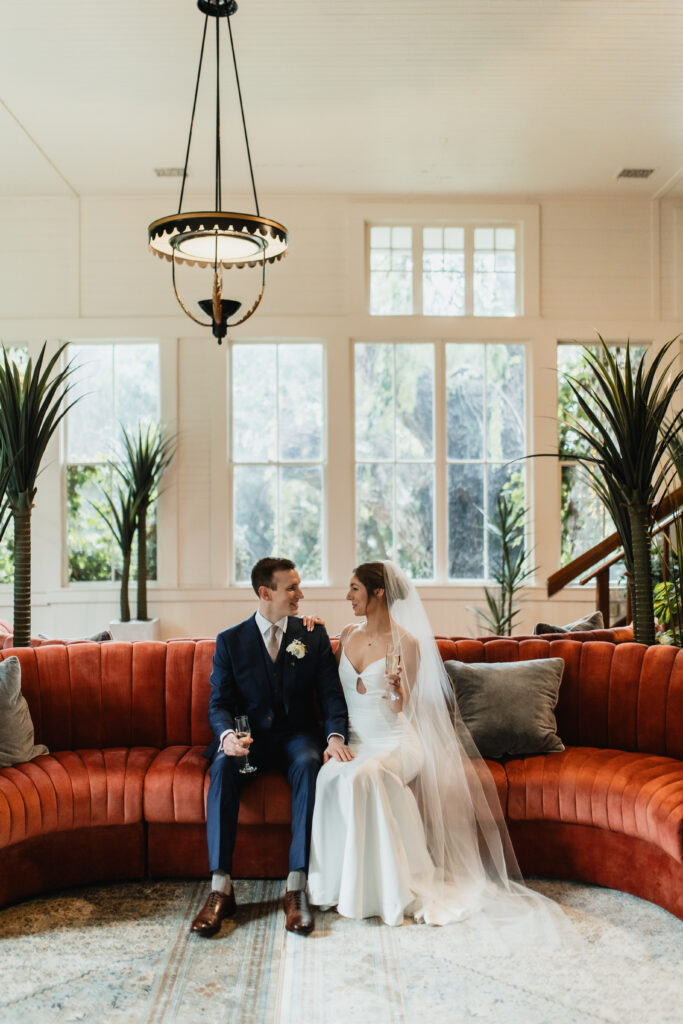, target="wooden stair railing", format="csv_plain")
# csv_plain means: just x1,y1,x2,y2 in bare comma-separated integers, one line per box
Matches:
546,486,683,627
